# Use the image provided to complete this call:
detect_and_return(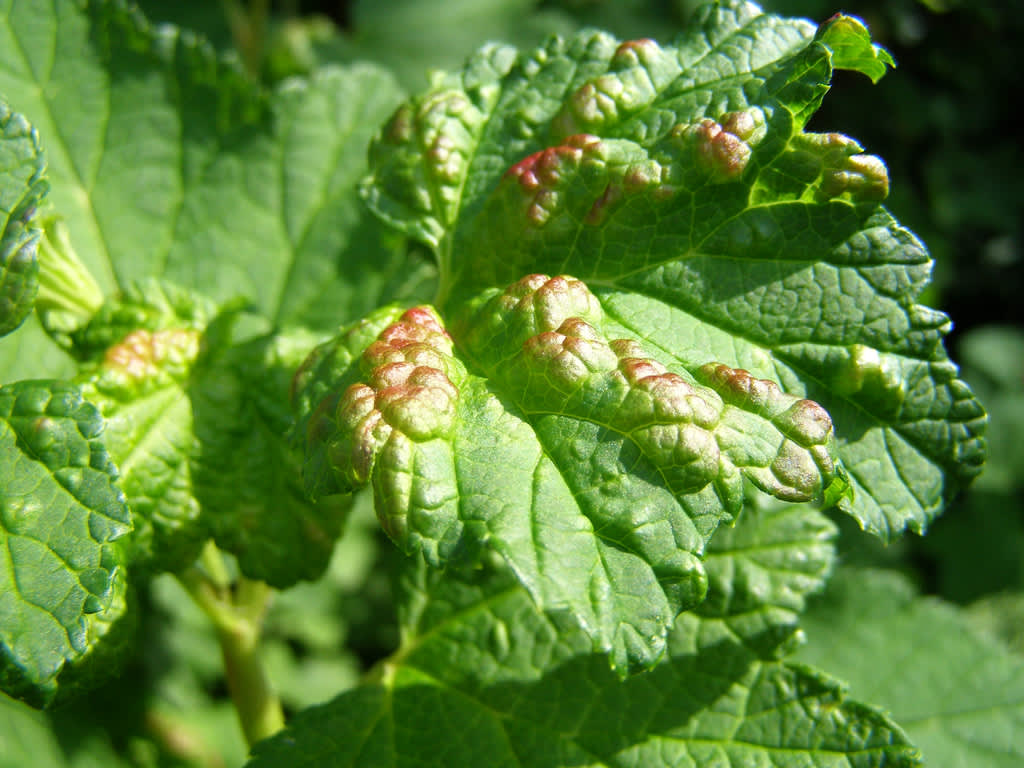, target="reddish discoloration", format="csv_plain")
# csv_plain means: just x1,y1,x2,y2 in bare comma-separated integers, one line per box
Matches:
504,135,601,192
613,38,659,64
372,362,418,389
618,357,668,383
399,306,448,336
786,399,834,444
675,115,758,180
511,274,551,296
700,363,834,445
103,328,199,381
585,183,622,226
624,165,657,191
702,363,776,406
556,317,601,341
696,120,750,178
609,339,644,359
720,110,758,141
332,306,461,486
